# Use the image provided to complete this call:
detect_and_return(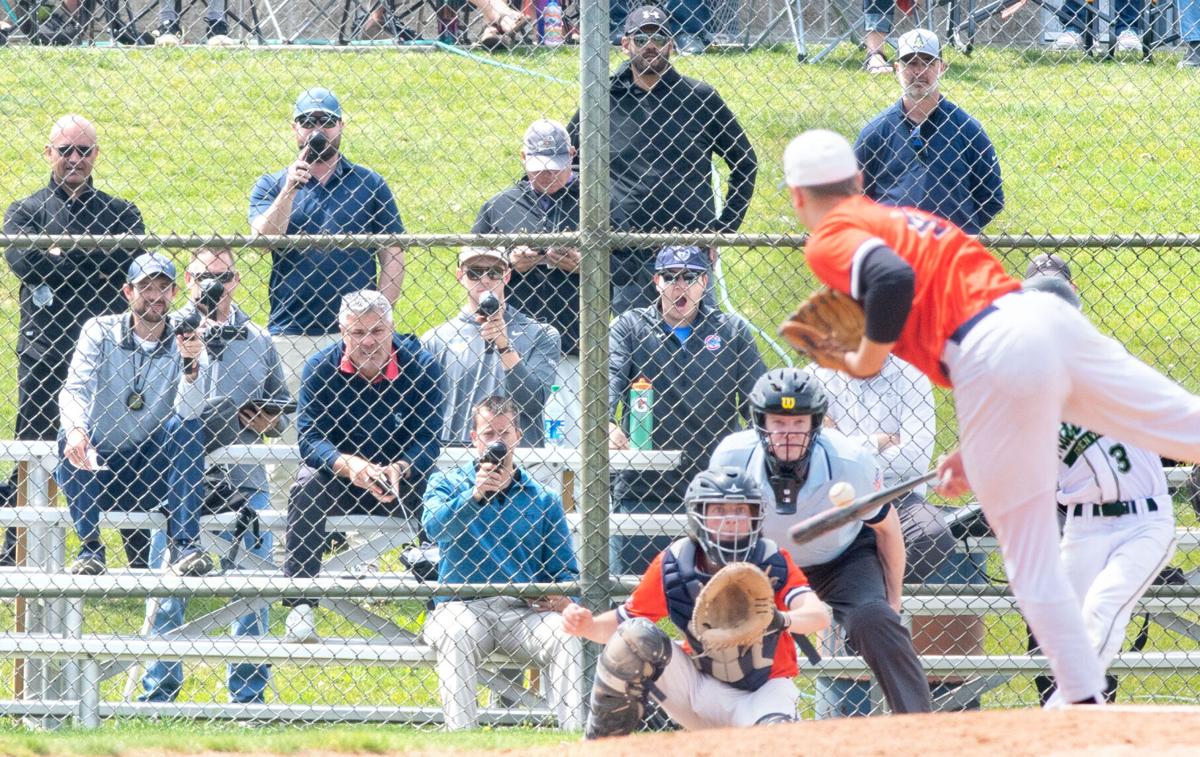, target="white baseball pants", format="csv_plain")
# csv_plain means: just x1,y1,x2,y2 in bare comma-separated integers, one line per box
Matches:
653,642,799,729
